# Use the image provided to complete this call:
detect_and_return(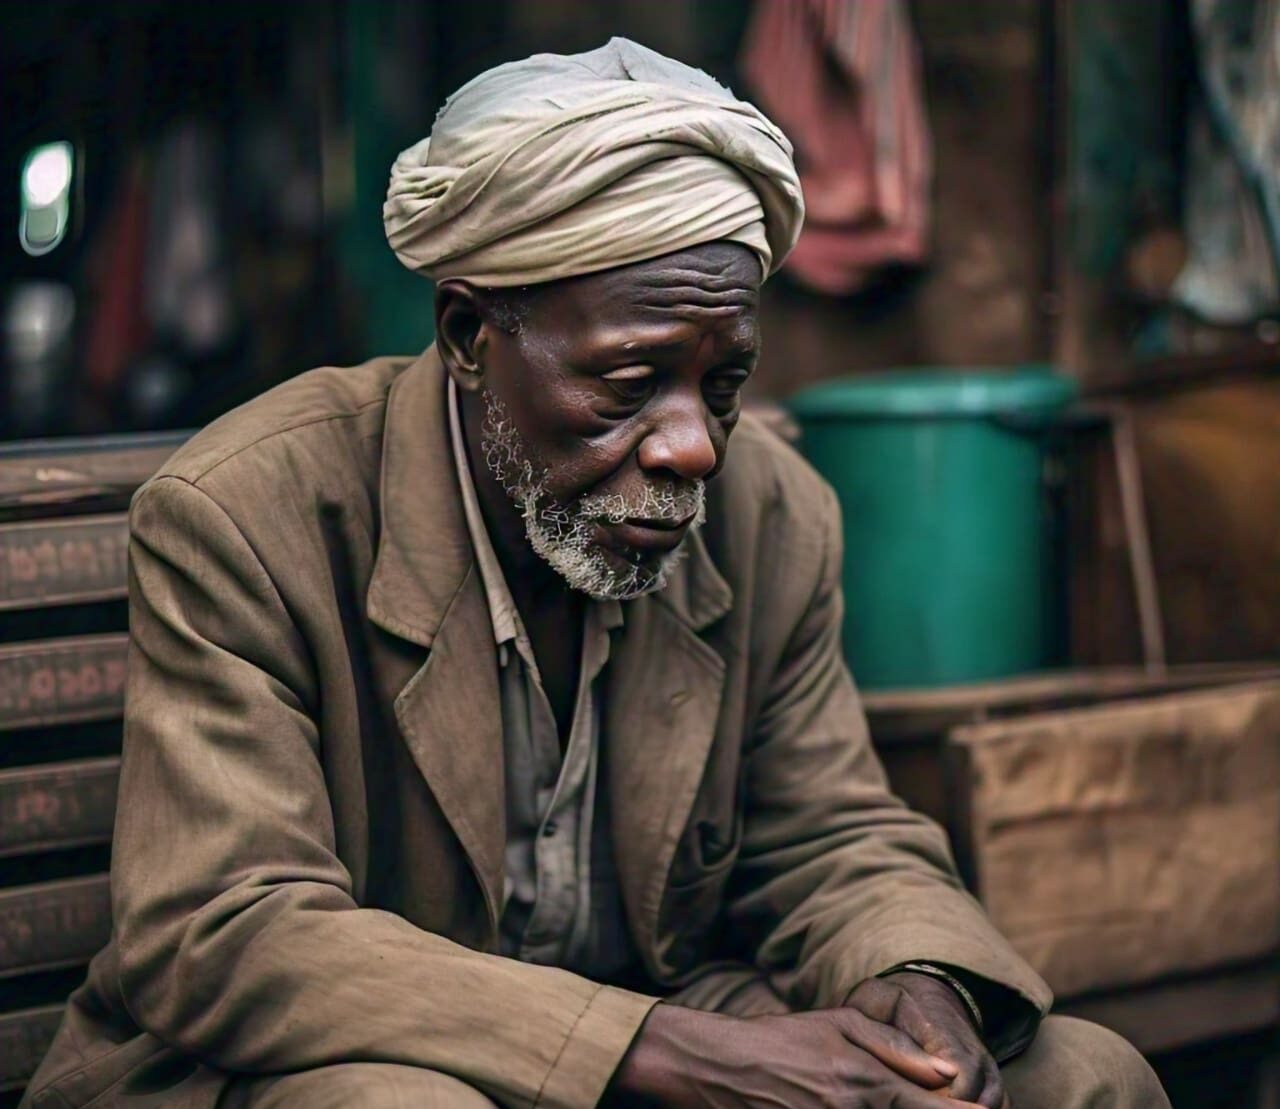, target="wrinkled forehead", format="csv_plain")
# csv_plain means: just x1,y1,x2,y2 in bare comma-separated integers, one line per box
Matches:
521,242,762,325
